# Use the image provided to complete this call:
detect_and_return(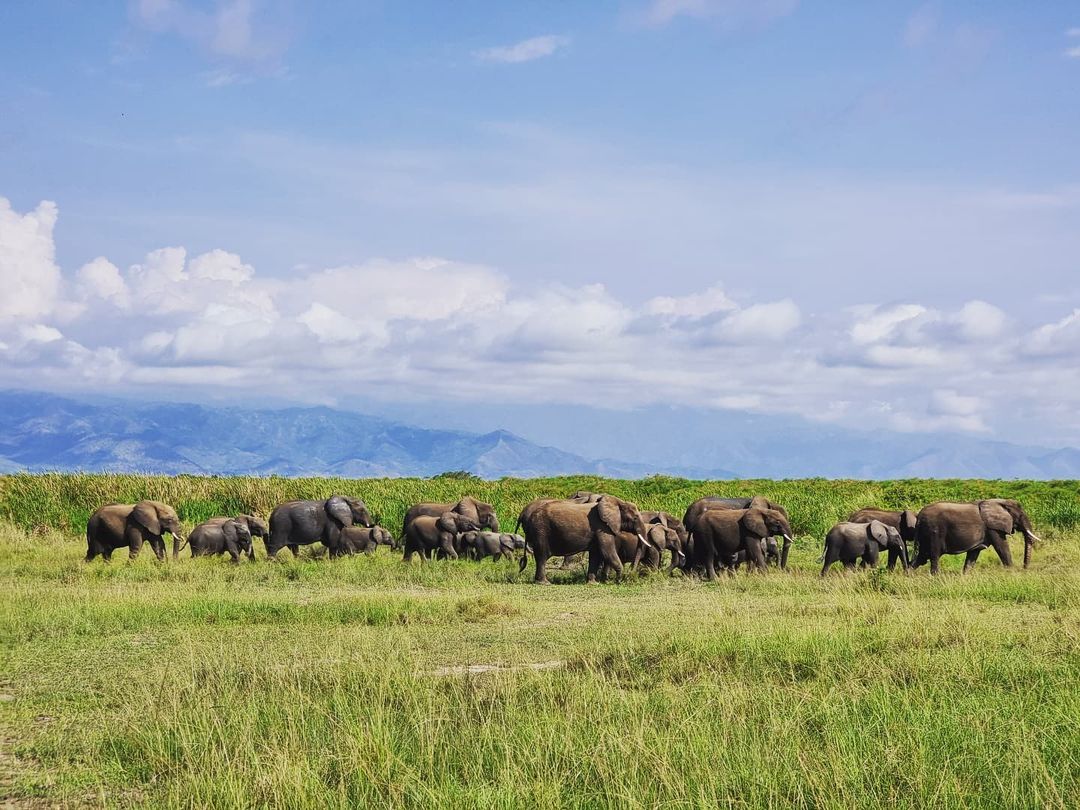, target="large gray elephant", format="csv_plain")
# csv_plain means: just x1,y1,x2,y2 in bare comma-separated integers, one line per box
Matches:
86,501,185,562
403,496,499,540
691,507,793,579
682,496,789,537
821,520,908,576
521,495,647,584
459,530,525,561
266,496,373,559
403,512,479,561
340,525,394,554
913,499,1041,574
185,517,255,563
848,507,917,571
